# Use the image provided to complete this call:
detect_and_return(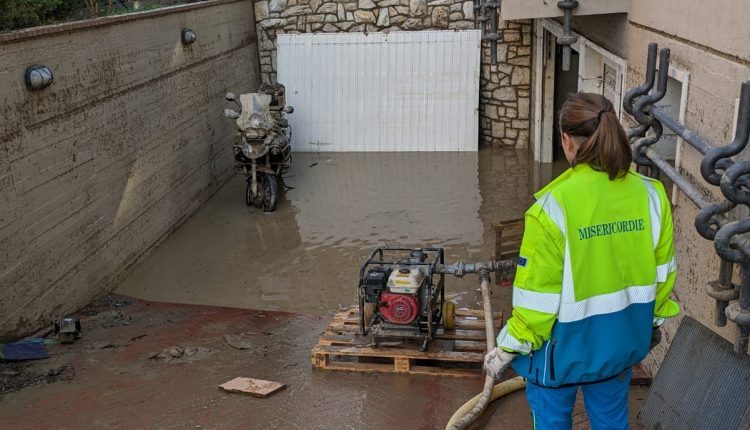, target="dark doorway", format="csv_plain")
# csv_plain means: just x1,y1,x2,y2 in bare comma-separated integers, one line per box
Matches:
552,45,580,162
